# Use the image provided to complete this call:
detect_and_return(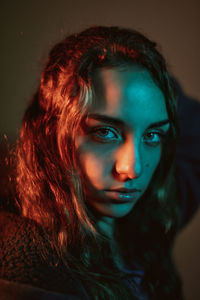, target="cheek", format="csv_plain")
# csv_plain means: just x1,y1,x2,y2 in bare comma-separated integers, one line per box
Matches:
78,151,108,189
145,153,160,169
143,148,161,183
